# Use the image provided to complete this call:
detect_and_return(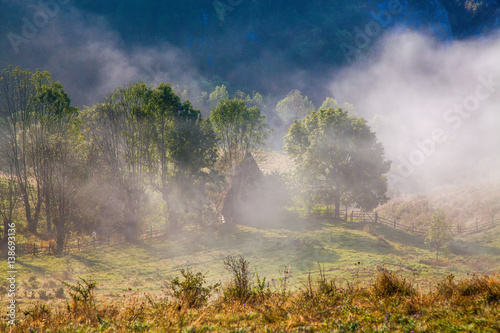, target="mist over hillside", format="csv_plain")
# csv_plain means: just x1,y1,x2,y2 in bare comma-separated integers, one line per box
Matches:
2,3,500,331
1,0,499,107
1,0,499,194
